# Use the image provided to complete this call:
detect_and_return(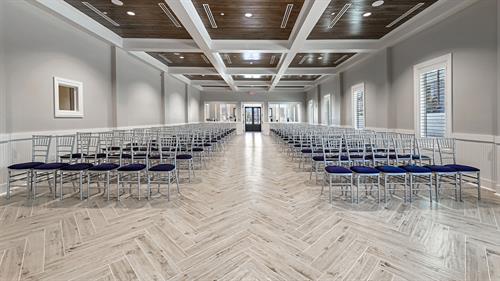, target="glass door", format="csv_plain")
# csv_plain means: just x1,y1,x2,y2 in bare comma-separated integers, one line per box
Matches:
244,107,261,132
